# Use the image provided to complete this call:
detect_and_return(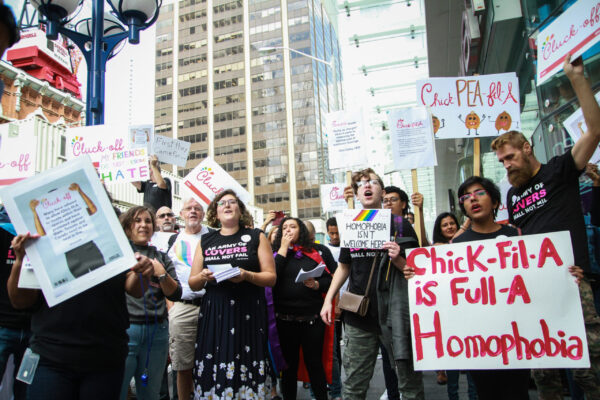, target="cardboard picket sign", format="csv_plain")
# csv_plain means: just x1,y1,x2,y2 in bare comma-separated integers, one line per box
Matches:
537,0,600,86
0,156,136,307
0,122,37,186
320,183,347,213
387,106,437,171
325,110,369,171
152,135,191,167
563,92,600,164
336,209,391,249
182,157,251,208
406,231,589,370
416,73,520,139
